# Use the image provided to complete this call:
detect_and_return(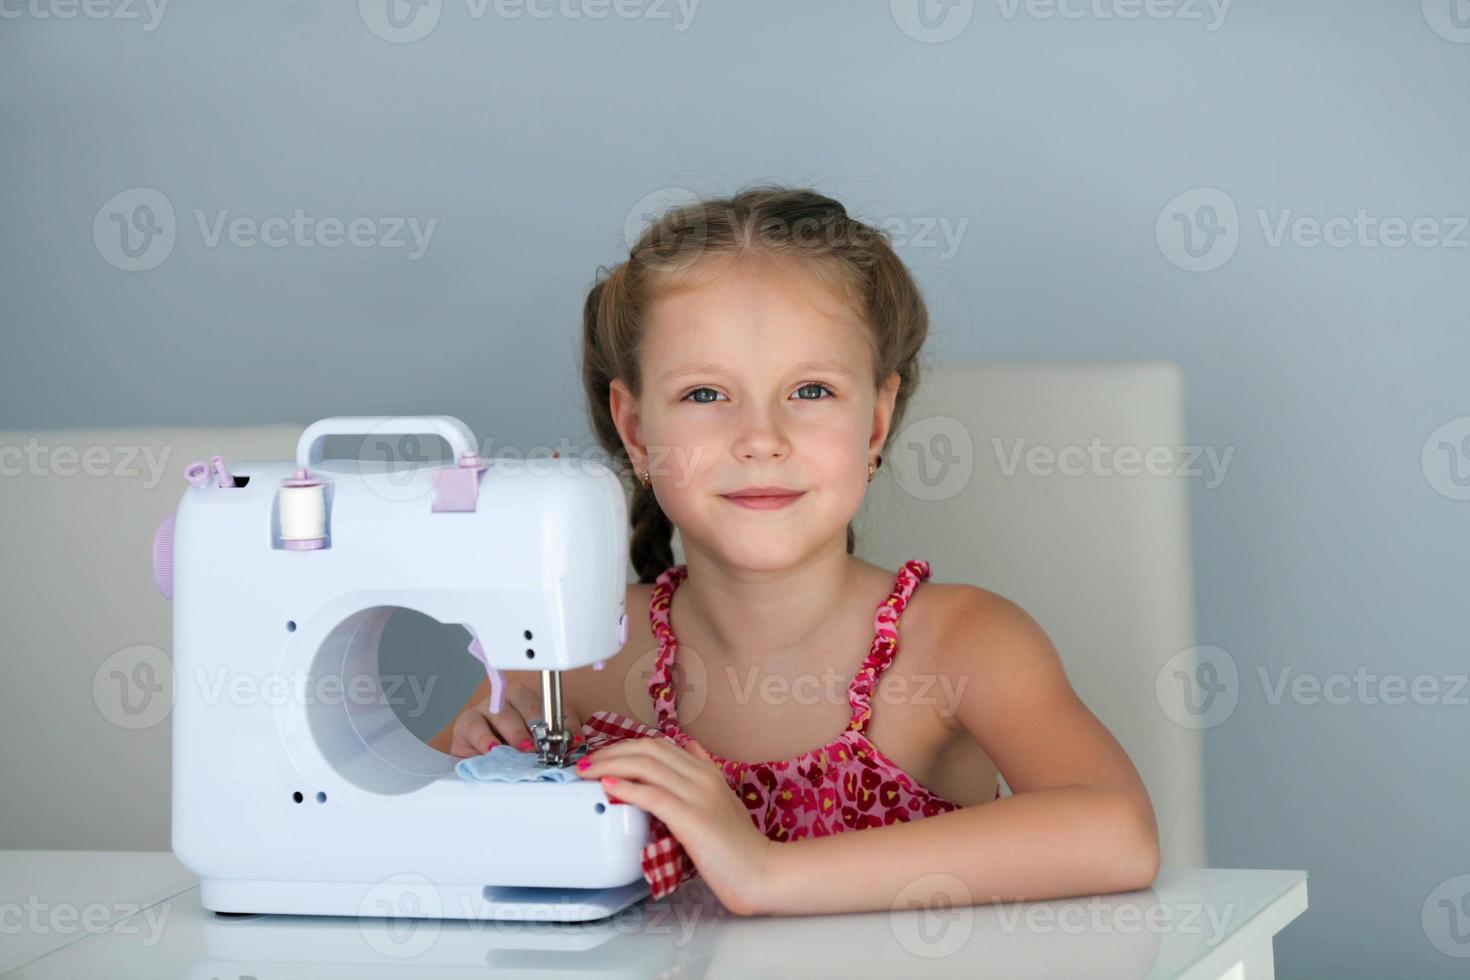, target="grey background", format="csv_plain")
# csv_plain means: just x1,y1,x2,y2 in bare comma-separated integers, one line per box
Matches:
2,1,1467,976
